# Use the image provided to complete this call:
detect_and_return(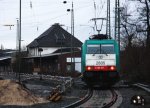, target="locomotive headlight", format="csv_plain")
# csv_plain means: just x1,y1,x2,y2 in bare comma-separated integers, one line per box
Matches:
87,66,91,70
110,66,116,71
110,66,114,70
86,66,93,71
